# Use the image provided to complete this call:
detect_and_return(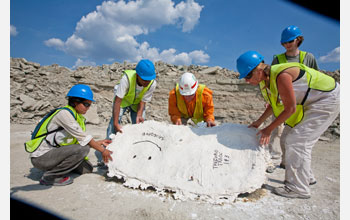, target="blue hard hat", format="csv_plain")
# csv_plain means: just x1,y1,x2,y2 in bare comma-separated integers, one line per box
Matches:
67,84,95,102
281,25,302,44
136,59,156,81
236,51,264,79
